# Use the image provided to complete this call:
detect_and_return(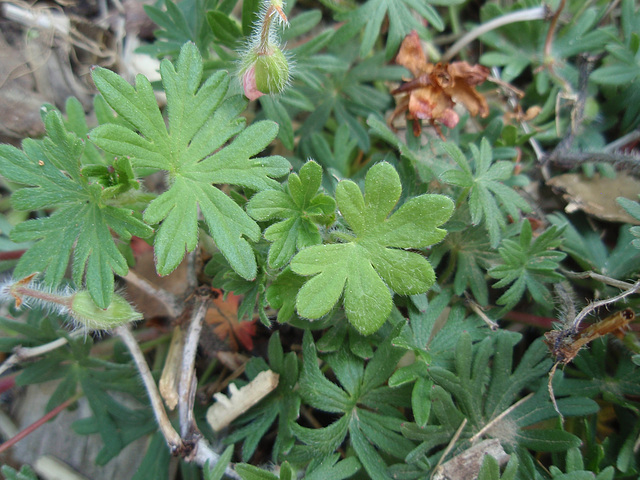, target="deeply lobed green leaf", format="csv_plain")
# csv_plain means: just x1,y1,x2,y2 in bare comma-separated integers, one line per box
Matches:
0,112,152,308
90,42,290,278
489,220,566,312
247,160,335,269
